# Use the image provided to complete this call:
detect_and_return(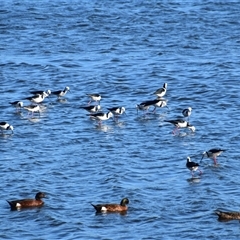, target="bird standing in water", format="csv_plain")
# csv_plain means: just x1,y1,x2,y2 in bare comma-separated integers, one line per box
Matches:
186,157,202,178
